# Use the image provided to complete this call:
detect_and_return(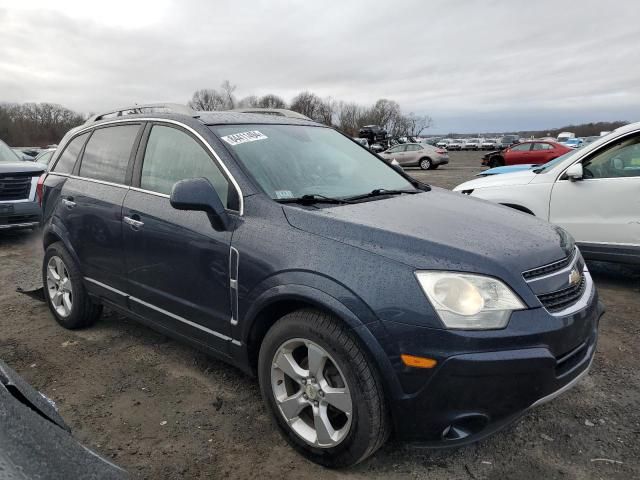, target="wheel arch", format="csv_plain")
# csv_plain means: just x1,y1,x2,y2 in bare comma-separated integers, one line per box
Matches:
238,284,403,400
